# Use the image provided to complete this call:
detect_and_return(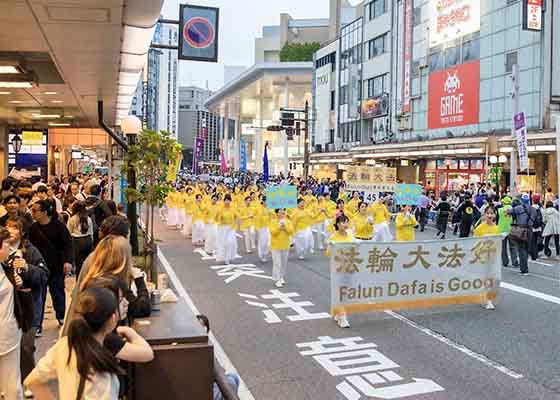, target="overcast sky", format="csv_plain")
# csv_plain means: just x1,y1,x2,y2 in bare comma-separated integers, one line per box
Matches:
161,0,330,91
